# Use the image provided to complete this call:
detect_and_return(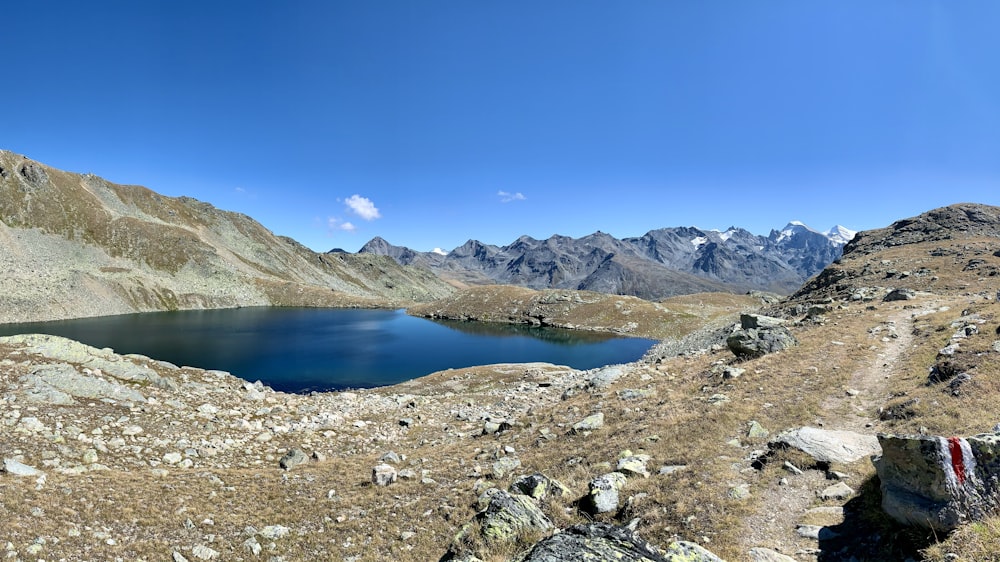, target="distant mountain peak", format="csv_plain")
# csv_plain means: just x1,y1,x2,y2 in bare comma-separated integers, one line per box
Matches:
825,225,857,245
